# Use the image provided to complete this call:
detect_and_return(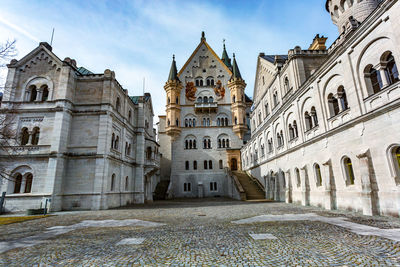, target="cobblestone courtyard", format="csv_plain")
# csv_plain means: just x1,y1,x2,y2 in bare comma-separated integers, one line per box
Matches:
1,199,400,266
